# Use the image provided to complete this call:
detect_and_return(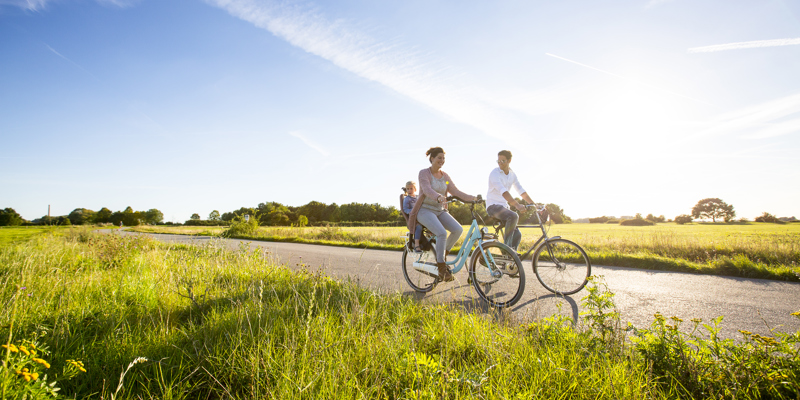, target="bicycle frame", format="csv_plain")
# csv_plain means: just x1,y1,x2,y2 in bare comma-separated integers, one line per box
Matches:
411,201,500,276
503,206,561,260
